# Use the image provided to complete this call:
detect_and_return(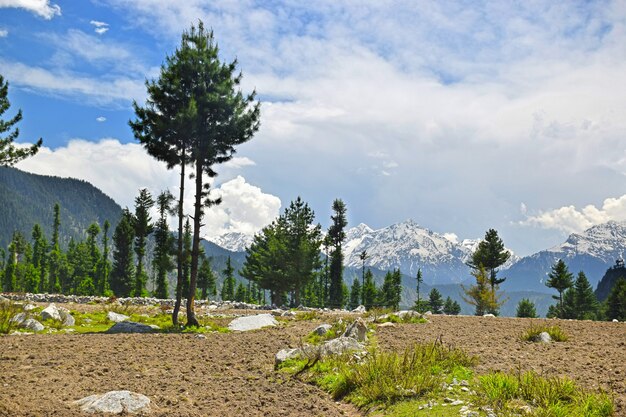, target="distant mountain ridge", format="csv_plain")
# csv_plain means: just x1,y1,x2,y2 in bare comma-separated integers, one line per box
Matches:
0,166,123,248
